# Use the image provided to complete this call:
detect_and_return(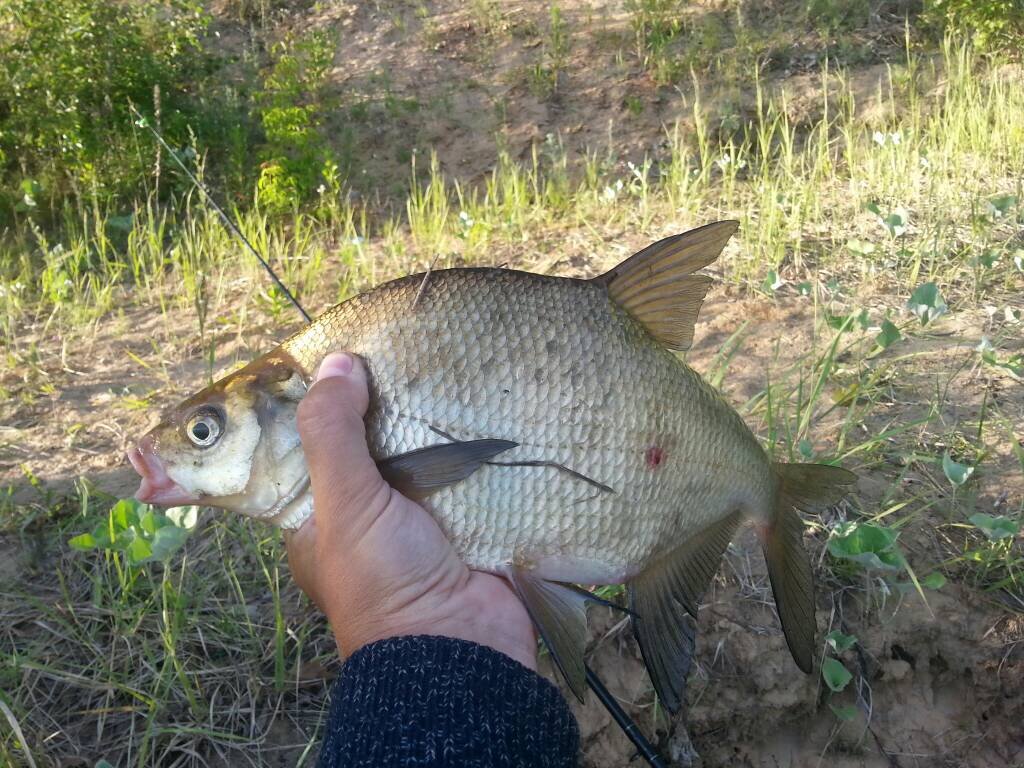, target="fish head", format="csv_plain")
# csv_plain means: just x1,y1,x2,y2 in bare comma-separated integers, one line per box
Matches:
128,353,311,525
